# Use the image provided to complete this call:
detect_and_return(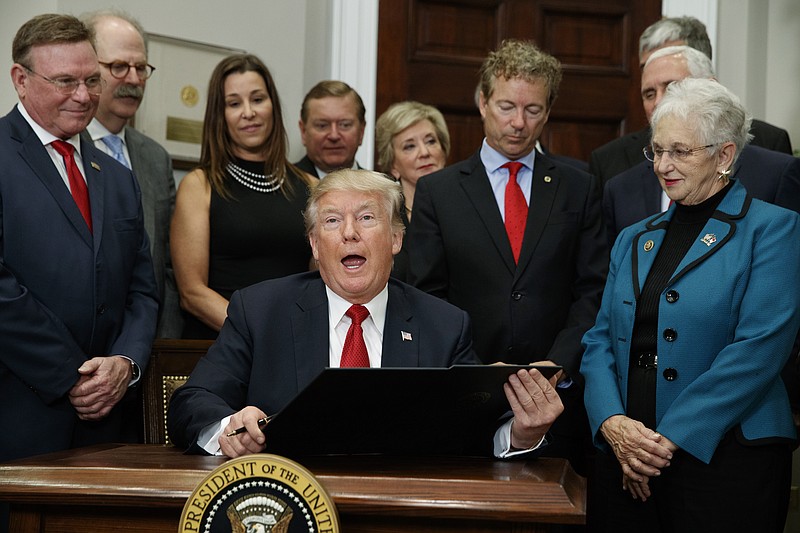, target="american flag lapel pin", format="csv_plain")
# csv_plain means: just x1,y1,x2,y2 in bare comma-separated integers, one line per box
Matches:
401,331,412,342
